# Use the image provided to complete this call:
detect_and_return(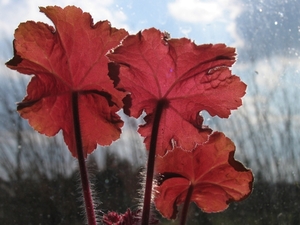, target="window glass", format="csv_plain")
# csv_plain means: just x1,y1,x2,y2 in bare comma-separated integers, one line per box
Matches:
0,0,299,224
